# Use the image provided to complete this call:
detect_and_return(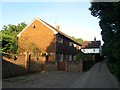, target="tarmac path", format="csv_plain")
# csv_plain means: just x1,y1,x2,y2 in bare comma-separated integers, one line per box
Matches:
69,60,118,88
2,60,118,88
